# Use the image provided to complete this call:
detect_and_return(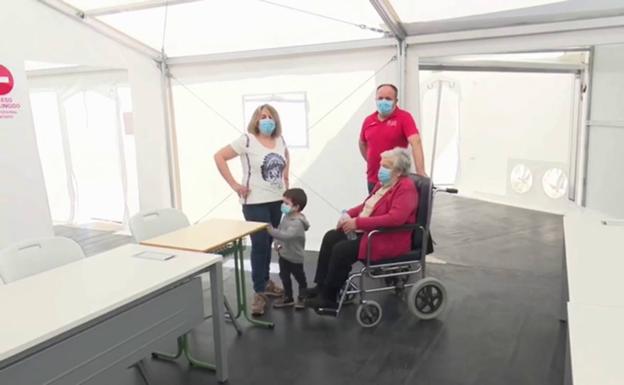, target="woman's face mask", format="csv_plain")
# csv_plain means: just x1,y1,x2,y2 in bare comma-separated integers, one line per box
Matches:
259,118,276,136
